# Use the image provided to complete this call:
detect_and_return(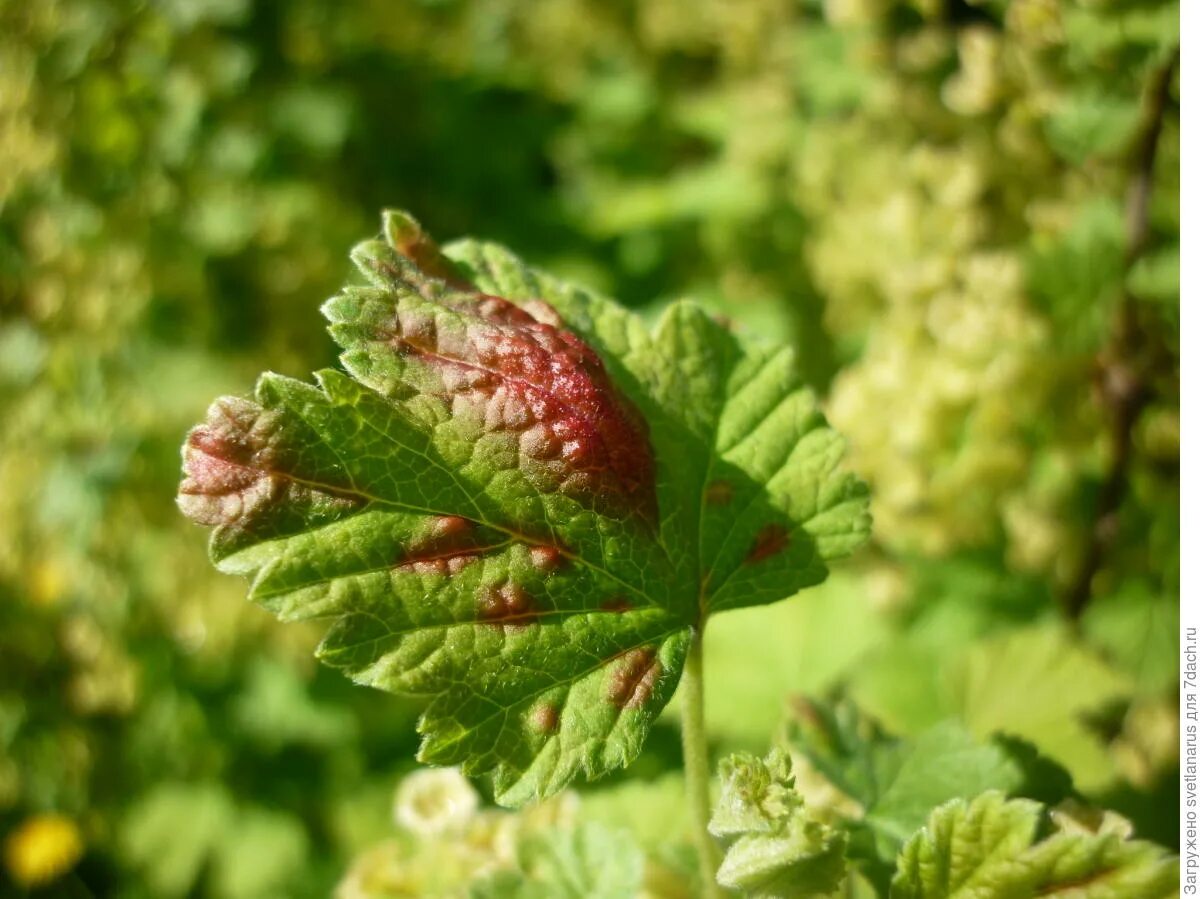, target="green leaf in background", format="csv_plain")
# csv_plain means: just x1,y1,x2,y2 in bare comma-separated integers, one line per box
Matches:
469,823,644,899
1083,582,1180,694
703,572,890,749
577,773,690,849
209,807,311,899
1026,198,1125,350
1044,91,1141,166
785,700,902,821
783,699,1073,886
230,657,360,751
949,626,1131,792
121,782,309,899
1128,244,1181,305
850,624,1133,792
121,783,236,898
891,791,1178,898
866,724,1025,849
709,749,847,898
177,210,869,806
